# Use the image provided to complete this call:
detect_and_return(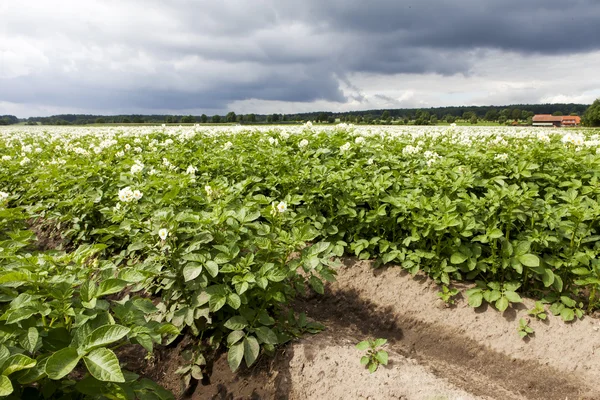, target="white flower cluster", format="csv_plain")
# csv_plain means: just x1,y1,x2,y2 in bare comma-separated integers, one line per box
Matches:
355,136,366,145
205,185,213,197
223,141,233,150
2,155,11,161
403,145,421,155
0,191,8,201
424,150,441,167
495,153,509,161
298,139,309,148
162,158,178,171
118,187,143,202
561,132,584,147
280,130,290,140
186,165,198,176
492,136,508,146
340,142,352,152
268,137,279,146
130,160,144,174
20,157,30,166
536,132,551,143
